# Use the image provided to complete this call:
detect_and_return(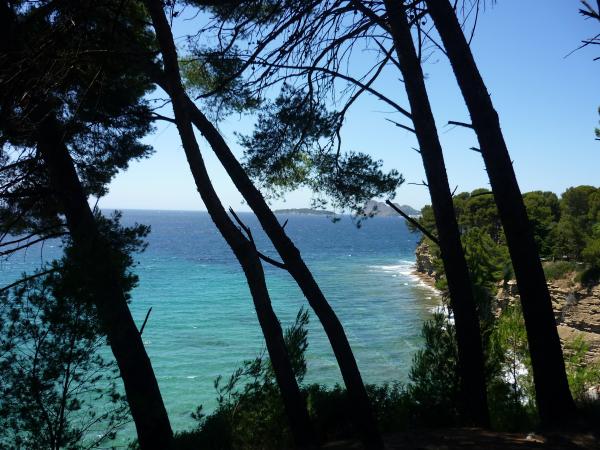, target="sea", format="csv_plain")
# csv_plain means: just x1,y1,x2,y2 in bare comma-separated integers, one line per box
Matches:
0,210,440,443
